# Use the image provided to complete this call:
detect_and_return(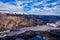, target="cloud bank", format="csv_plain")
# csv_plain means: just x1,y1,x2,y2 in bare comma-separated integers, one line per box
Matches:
0,0,60,15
